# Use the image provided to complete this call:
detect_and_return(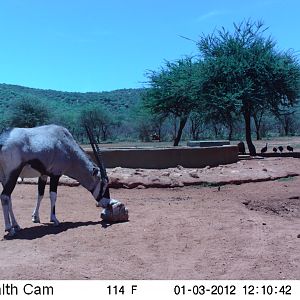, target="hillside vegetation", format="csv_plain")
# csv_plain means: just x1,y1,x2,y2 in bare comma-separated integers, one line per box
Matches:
0,83,145,142
0,82,299,145
0,83,143,115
